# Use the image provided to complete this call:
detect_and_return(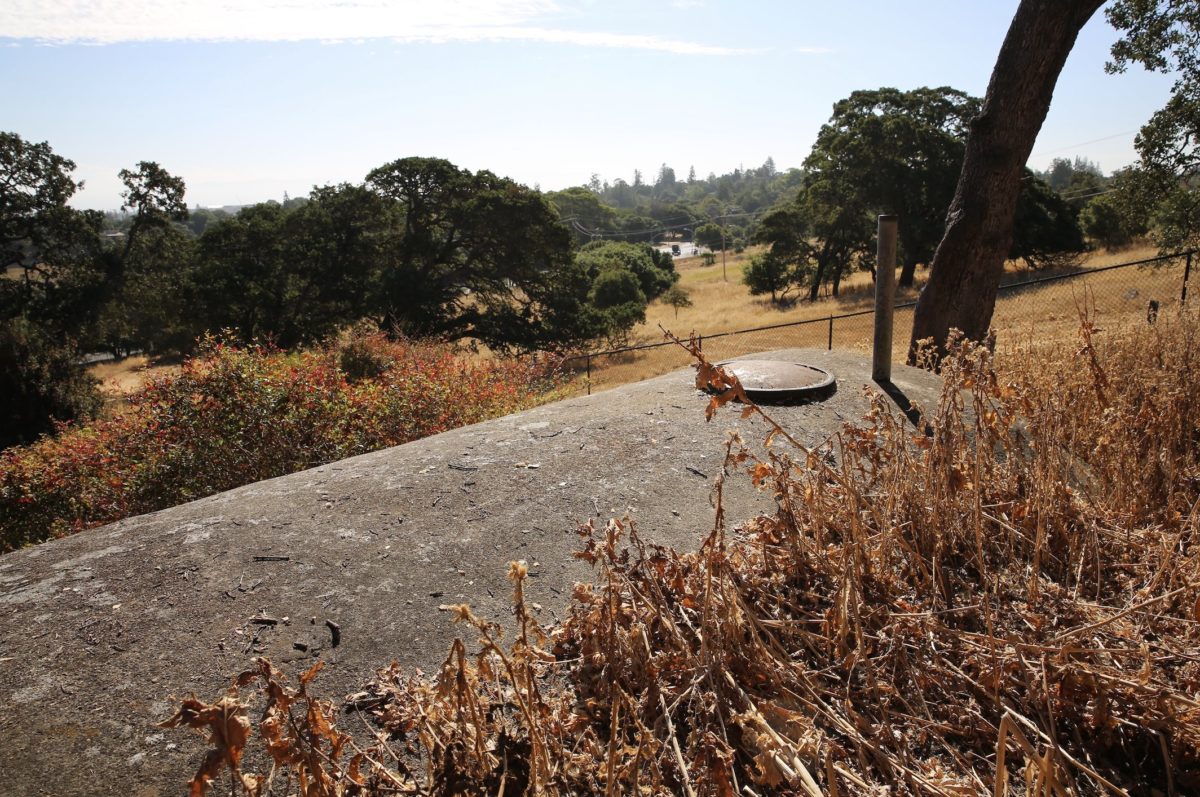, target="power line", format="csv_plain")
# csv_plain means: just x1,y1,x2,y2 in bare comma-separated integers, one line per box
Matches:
1044,180,1114,199
568,209,769,240
1056,186,1119,202
1030,129,1140,158
573,216,695,238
